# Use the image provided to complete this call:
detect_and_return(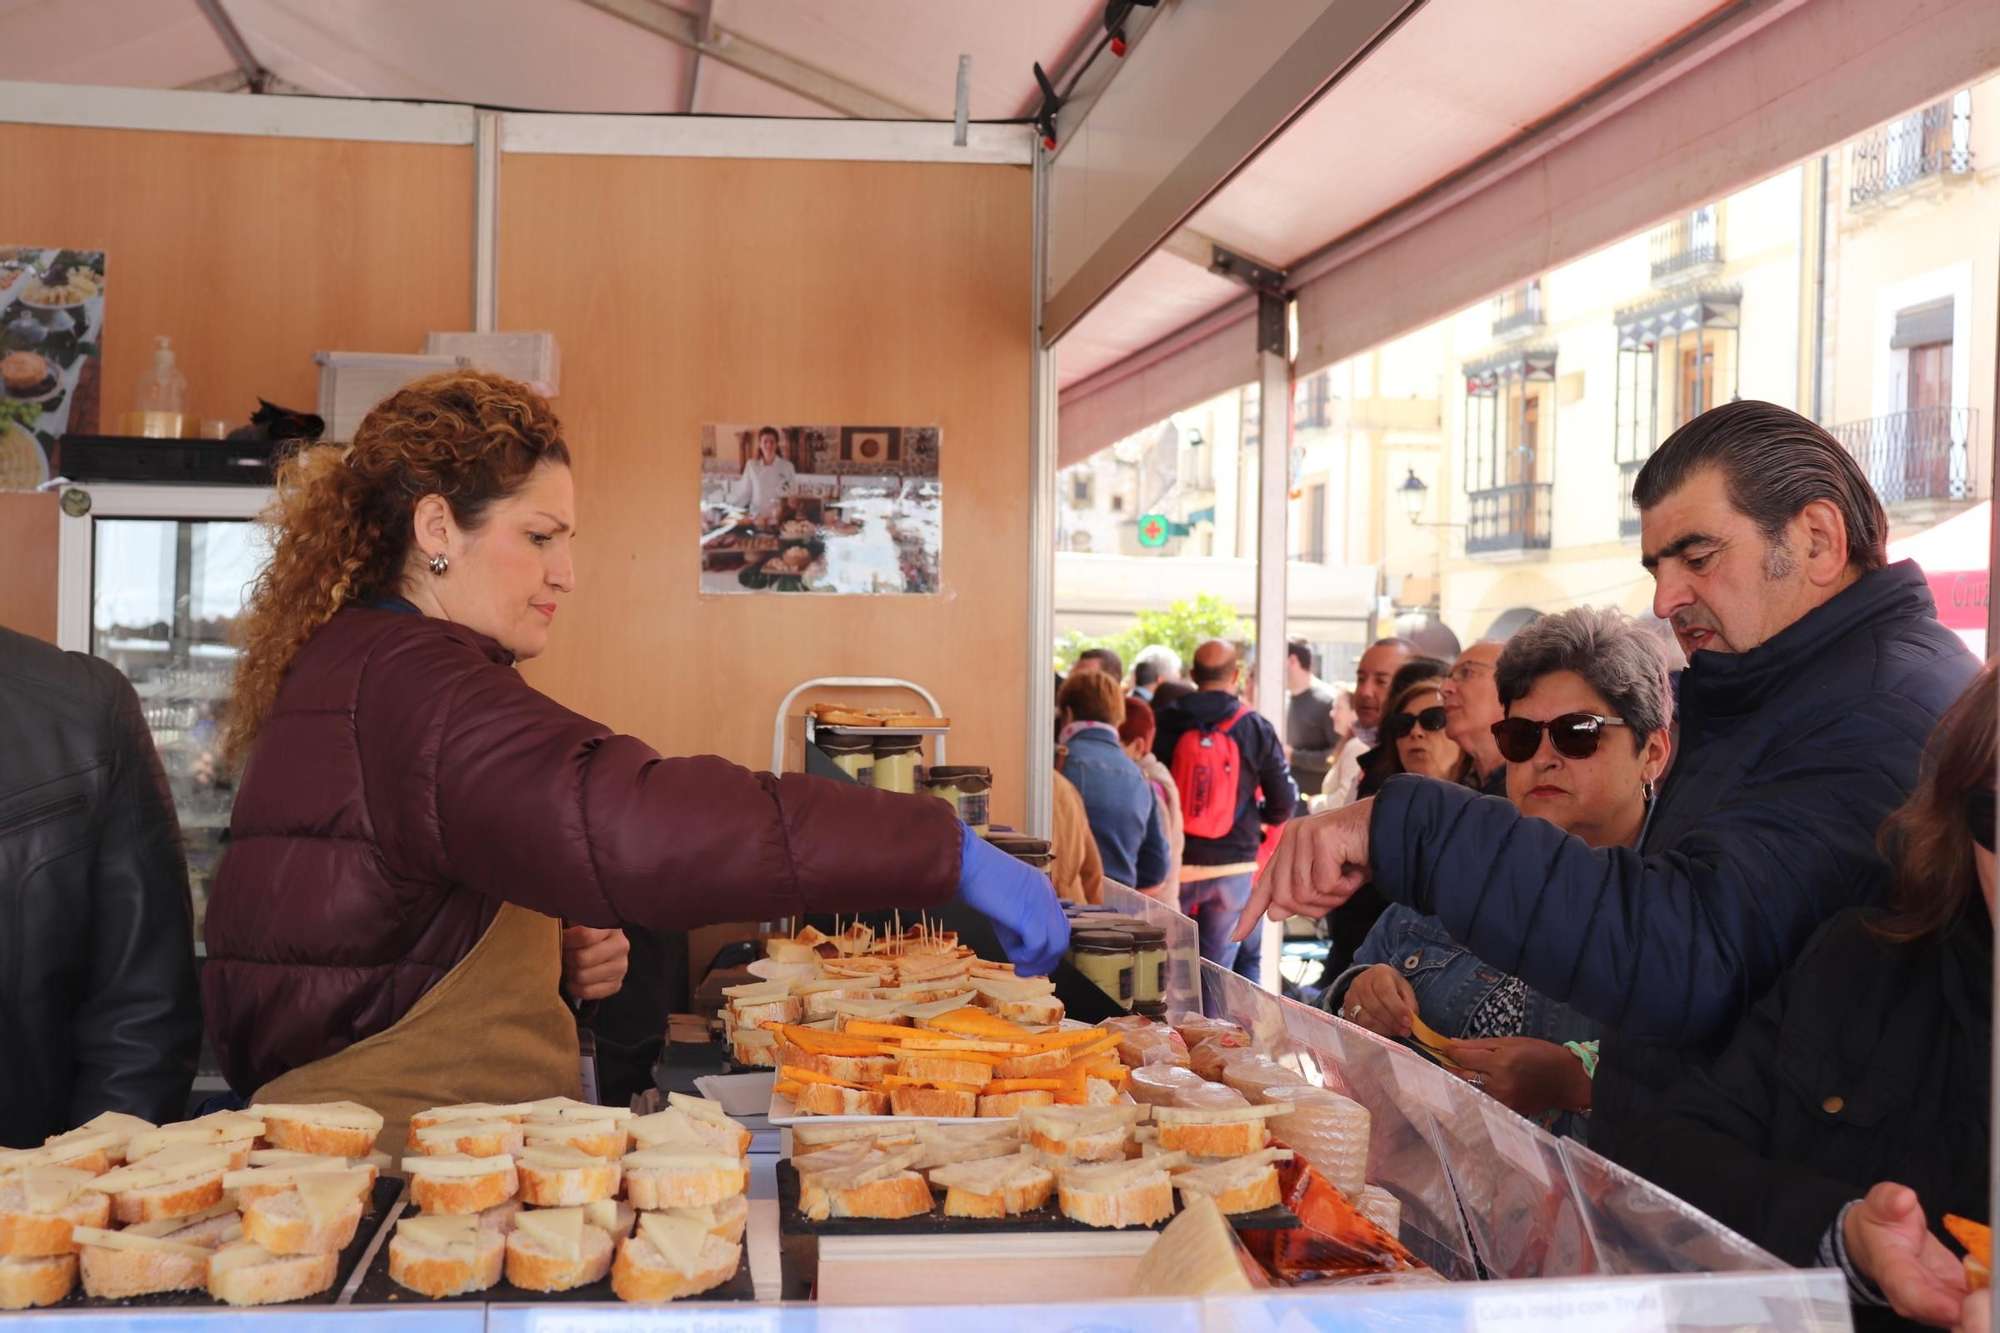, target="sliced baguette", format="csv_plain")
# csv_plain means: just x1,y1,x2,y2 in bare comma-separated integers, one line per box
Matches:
781,1047,895,1086
519,1119,628,1159
611,1230,740,1303
789,1123,926,1157
644,1196,747,1245
240,1174,368,1255
1169,1149,1291,1215
888,1088,978,1119
651,1098,753,1158
206,1240,338,1306
406,1103,533,1150
249,1102,384,1158
387,1214,505,1298
582,1198,637,1240
49,1113,154,1167
0,1168,111,1256
795,1145,931,1222
125,1113,264,1166
504,1210,614,1293
892,1053,992,1086
0,1253,74,1309
72,1225,212,1298
789,1083,889,1117
621,1155,750,1212
517,1145,621,1207
403,1155,519,1215
930,1152,1055,1219
1058,1154,1184,1229
413,1119,524,1158
978,1090,1055,1118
